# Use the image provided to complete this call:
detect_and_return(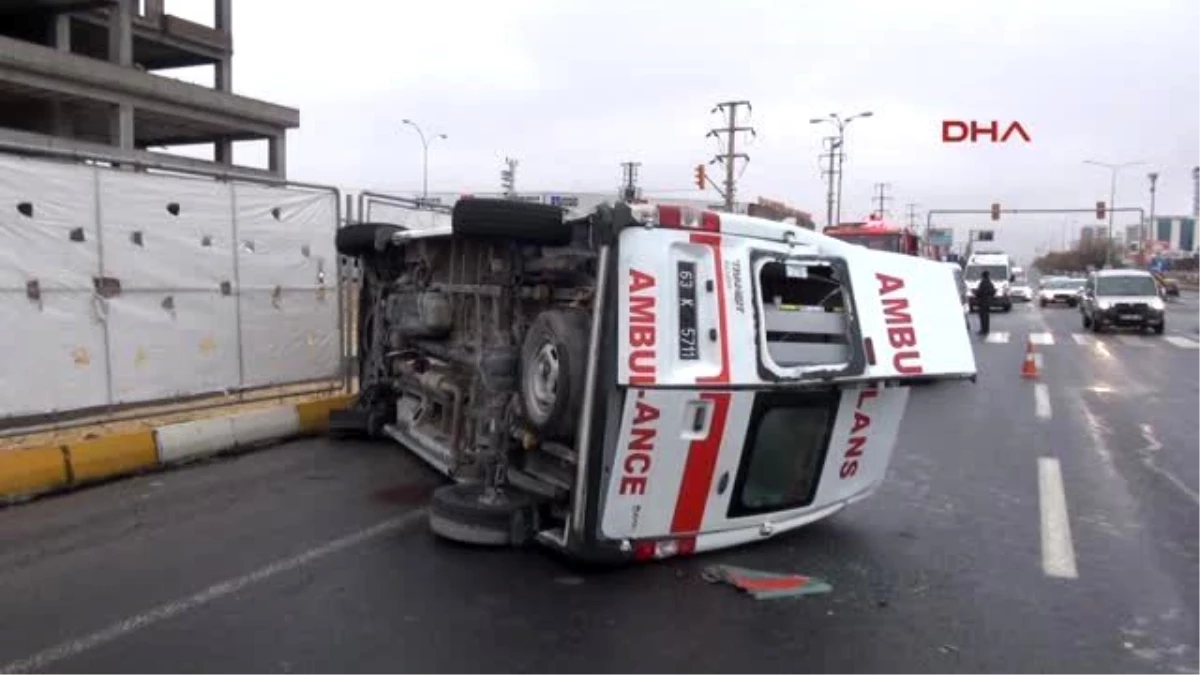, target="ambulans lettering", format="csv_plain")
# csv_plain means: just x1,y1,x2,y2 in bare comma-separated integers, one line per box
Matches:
619,399,661,496
729,259,746,314
628,269,658,385
875,273,924,375
839,385,879,479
